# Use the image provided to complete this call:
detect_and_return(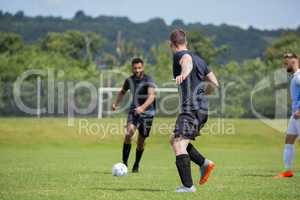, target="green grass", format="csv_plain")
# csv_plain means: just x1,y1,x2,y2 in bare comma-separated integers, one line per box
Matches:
0,117,299,200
